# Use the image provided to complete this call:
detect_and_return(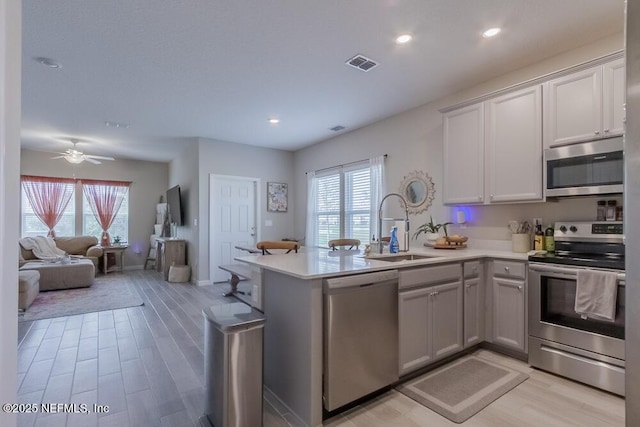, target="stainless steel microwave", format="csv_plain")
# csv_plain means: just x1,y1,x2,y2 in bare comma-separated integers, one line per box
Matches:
545,138,623,197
